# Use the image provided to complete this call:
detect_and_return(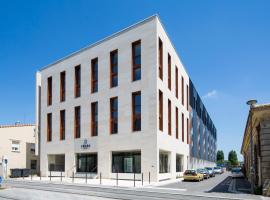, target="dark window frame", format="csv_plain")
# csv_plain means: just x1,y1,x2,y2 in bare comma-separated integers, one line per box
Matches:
168,99,171,136
47,113,52,142
132,40,141,81
132,91,141,131
175,66,178,98
110,50,118,88
159,90,163,131
91,102,98,136
159,38,163,80
168,53,171,90
60,110,65,140
74,106,81,138
110,97,118,134
60,71,66,102
181,76,184,105
176,107,178,139
74,65,81,98
91,58,98,93
47,77,52,106
182,113,184,142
